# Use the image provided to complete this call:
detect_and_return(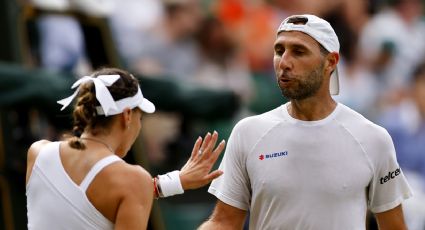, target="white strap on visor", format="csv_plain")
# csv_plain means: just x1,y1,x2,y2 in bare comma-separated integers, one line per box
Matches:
57,75,120,116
